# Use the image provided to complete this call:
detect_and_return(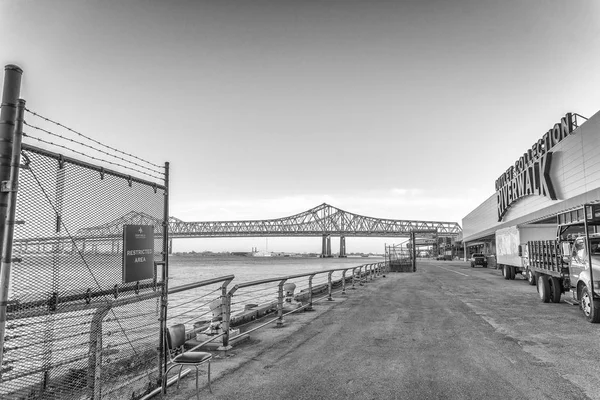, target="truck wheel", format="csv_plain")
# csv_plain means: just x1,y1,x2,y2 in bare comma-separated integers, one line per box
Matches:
509,266,516,280
549,277,561,303
502,265,510,280
580,286,600,323
526,270,536,286
537,275,550,303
